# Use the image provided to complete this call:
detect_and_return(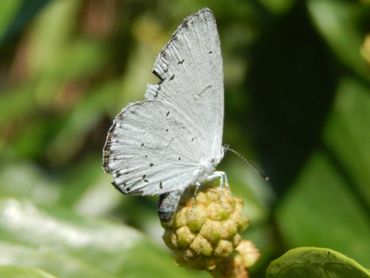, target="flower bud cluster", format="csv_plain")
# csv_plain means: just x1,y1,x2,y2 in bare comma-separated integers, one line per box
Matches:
161,182,255,271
